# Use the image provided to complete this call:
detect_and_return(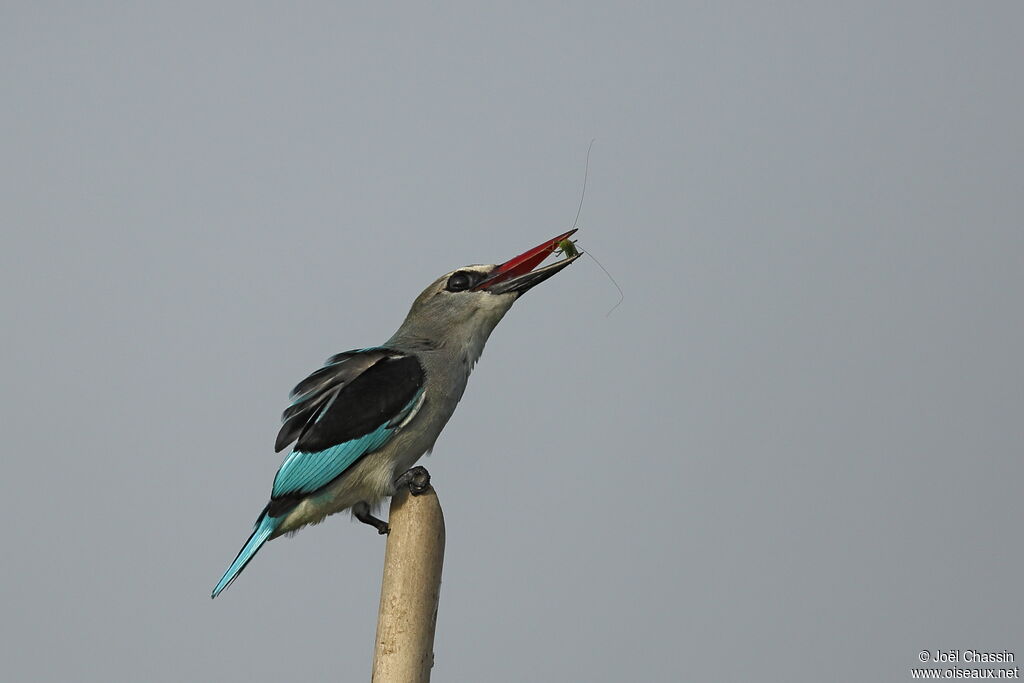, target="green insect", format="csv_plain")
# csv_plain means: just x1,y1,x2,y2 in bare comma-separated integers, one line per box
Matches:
555,238,580,258
554,233,623,316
